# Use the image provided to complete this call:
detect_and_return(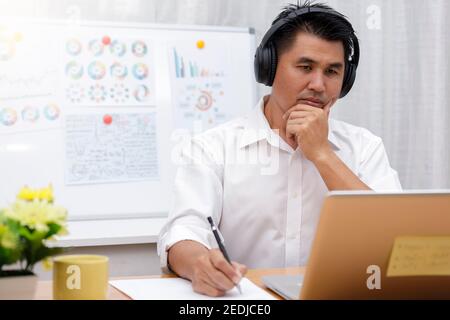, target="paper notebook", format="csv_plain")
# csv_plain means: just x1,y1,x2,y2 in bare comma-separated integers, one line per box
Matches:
110,277,276,300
